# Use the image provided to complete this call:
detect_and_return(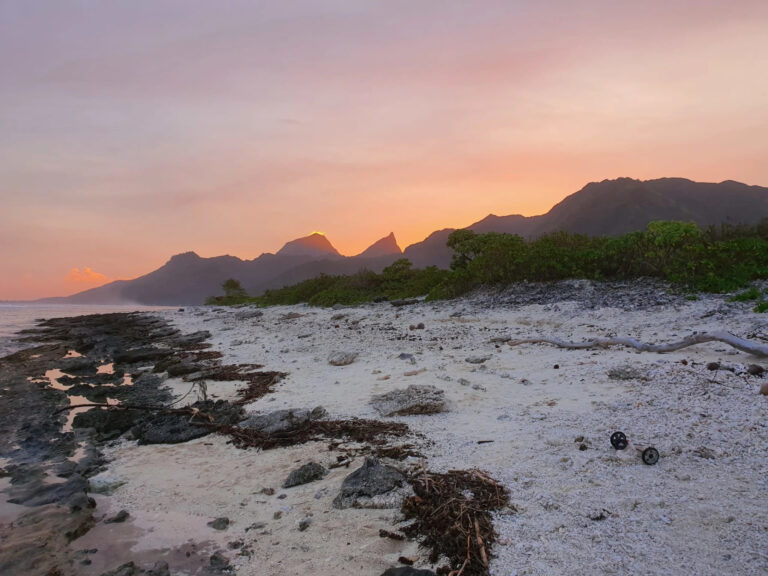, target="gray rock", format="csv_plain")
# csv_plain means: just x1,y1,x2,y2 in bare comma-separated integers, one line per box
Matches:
370,385,446,417
207,517,230,530
328,351,358,366
209,552,232,571
283,462,328,488
234,308,264,320
298,517,312,531
607,364,647,381
465,355,491,364
241,406,327,435
104,509,130,524
333,457,412,509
